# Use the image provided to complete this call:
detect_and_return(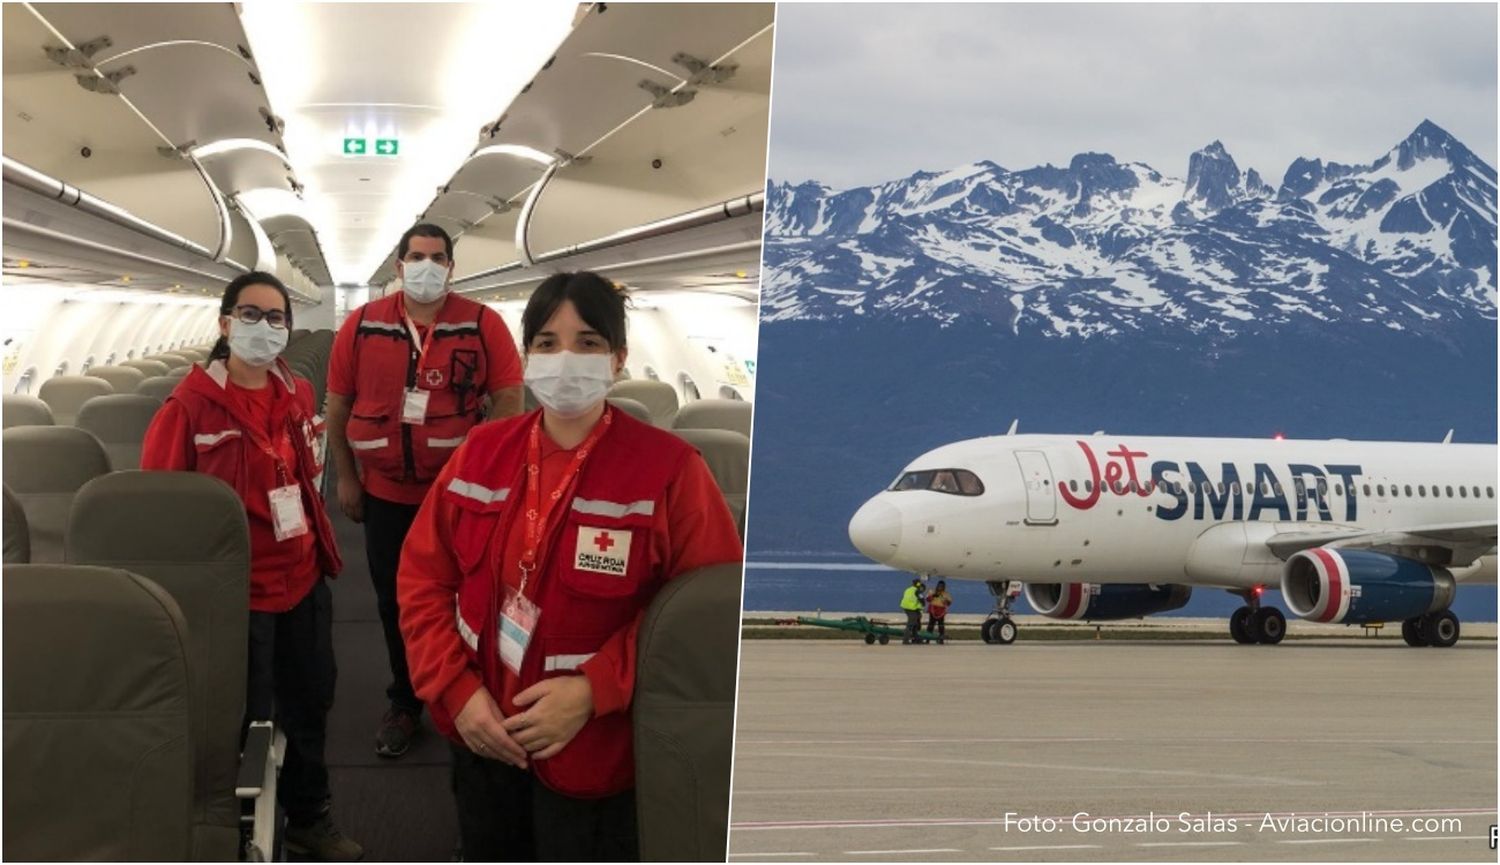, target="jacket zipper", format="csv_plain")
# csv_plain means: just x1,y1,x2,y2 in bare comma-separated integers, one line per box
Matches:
402,342,418,481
